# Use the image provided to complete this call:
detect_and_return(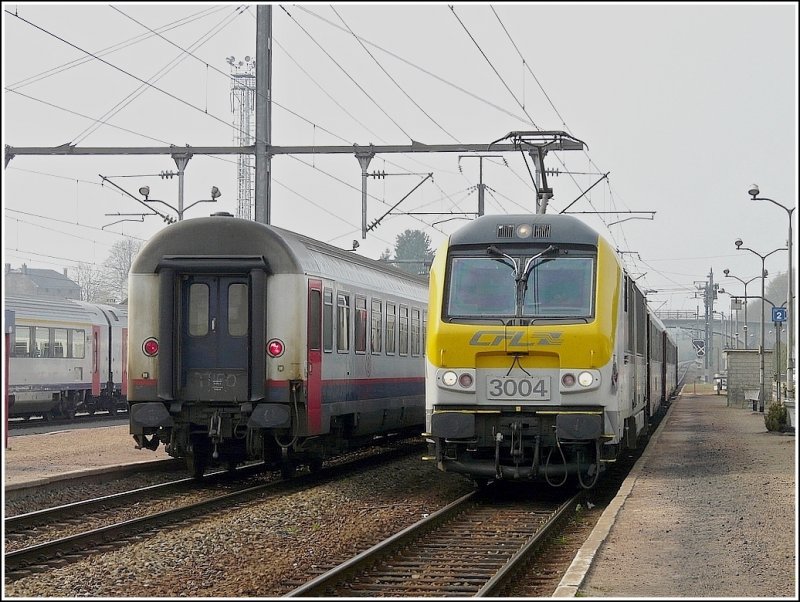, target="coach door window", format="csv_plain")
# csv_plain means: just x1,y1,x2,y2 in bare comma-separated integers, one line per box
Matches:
386,302,396,355
323,288,333,352
399,305,409,356
337,292,350,352
309,289,322,351
228,283,248,337
70,329,86,359
188,283,210,336
371,299,382,354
